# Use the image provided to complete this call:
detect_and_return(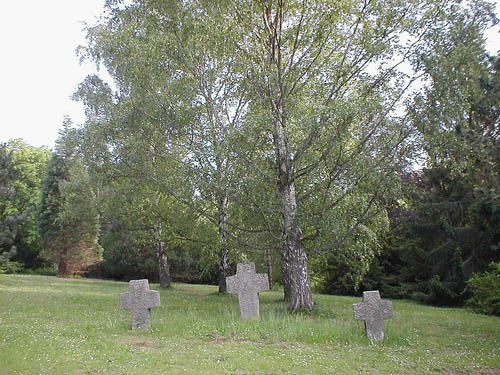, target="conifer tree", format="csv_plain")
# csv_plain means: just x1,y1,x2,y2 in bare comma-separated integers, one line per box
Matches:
38,119,102,275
